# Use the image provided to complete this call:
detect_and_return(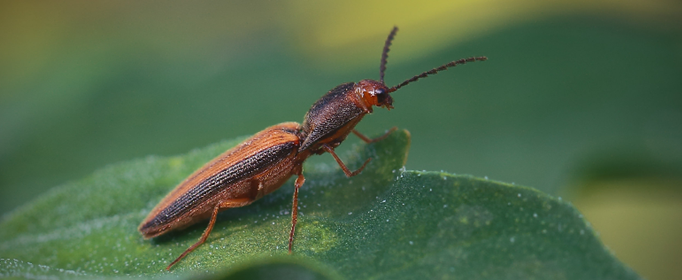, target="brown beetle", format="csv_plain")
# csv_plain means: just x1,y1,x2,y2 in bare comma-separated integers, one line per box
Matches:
139,26,486,270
